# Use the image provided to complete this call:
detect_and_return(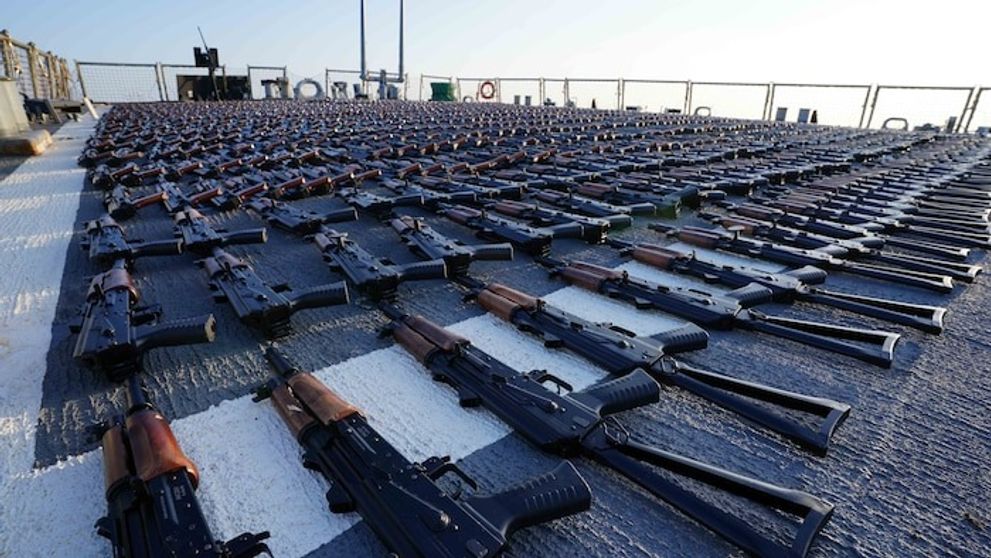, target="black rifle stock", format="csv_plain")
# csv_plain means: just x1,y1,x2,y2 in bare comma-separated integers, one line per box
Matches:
81,214,183,266
382,309,834,557
247,198,357,234
254,348,591,557
201,248,349,338
545,258,901,367
649,223,957,293
70,259,216,380
391,215,514,276
610,239,947,333
440,203,553,257
173,208,268,255
472,282,851,454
